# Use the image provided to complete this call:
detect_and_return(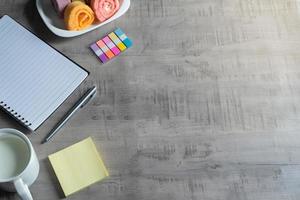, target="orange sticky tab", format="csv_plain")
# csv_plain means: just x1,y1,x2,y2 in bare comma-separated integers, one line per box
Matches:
104,49,114,59
96,39,114,59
